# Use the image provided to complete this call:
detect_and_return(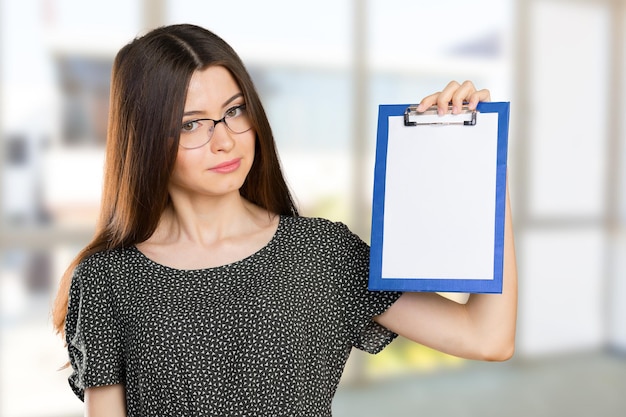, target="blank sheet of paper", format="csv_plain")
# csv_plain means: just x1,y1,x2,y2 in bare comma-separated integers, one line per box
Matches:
382,113,498,279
